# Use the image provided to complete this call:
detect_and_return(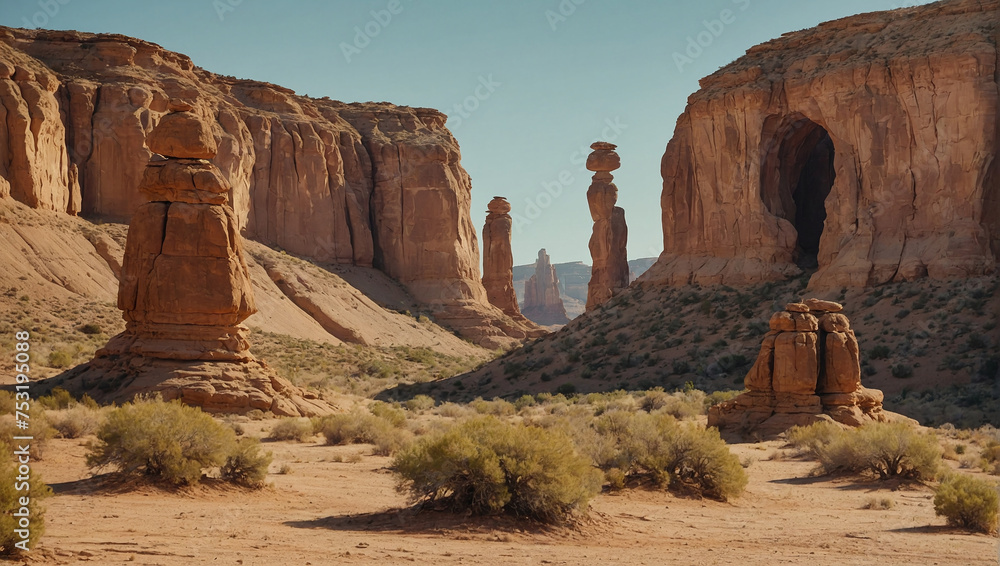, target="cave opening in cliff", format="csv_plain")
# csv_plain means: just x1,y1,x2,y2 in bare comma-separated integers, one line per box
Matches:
760,116,836,268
